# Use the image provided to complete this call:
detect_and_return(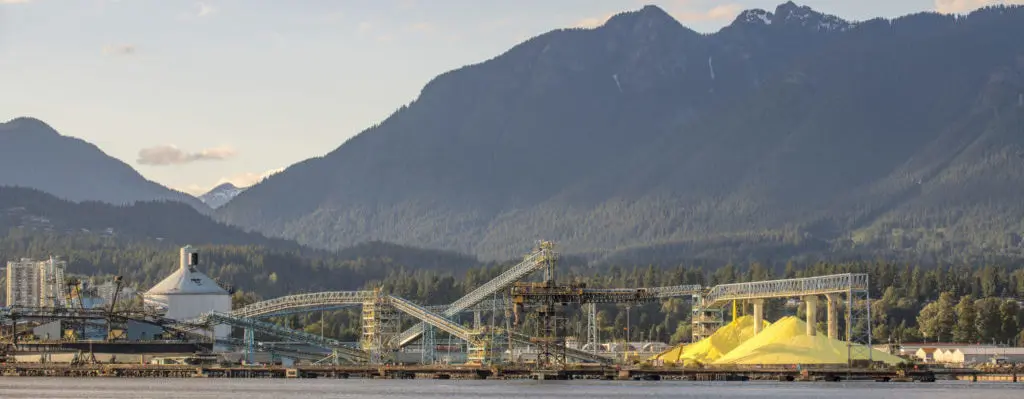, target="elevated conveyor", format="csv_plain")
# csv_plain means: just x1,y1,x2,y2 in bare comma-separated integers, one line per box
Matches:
691,273,871,347
231,291,375,319
699,273,868,308
196,312,368,362
388,296,477,342
396,246,552,347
